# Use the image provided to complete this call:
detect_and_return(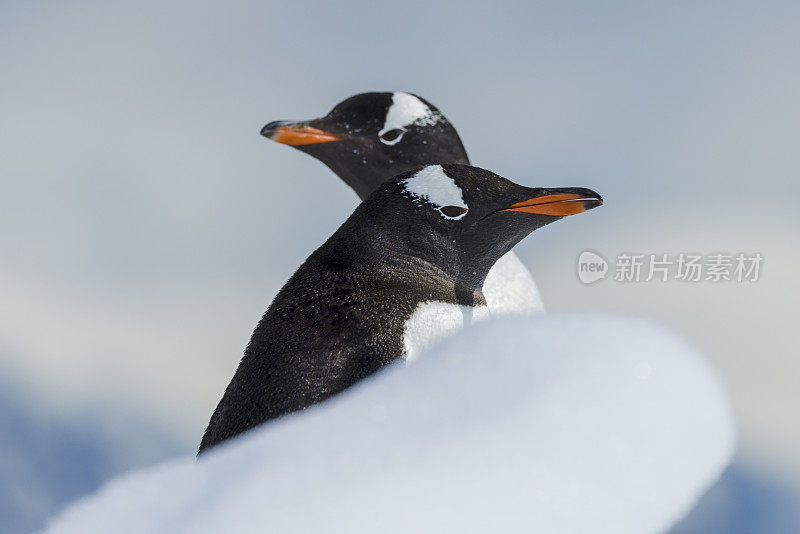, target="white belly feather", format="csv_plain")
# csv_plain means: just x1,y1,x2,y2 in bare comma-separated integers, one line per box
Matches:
402,302,490,361
402,251,543,361
482,251,544,316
